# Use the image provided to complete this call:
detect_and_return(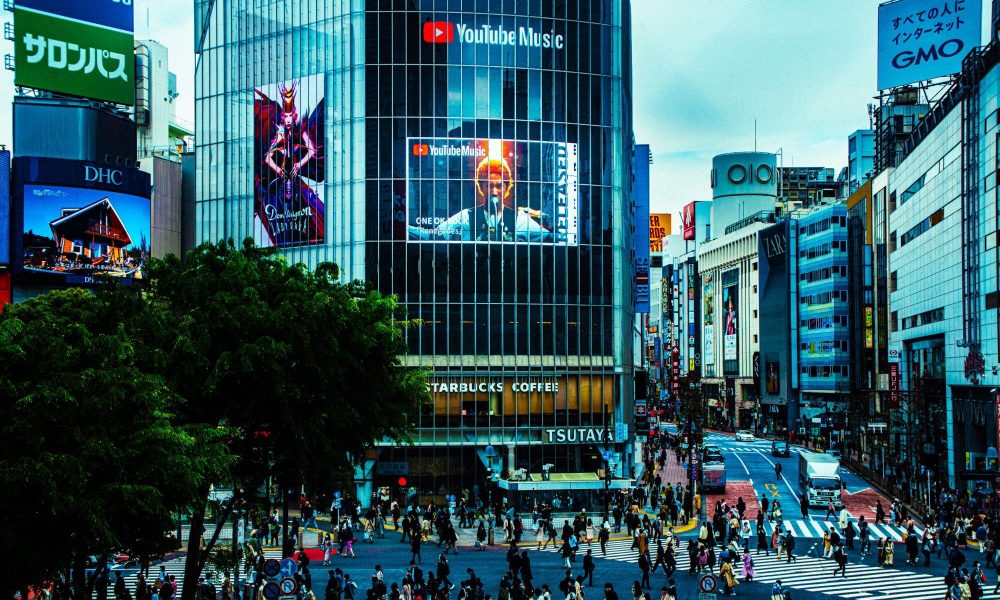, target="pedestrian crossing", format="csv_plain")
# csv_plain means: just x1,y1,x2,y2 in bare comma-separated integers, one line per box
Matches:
543,538,1000,600
747,517,921,543
97,549,284,599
